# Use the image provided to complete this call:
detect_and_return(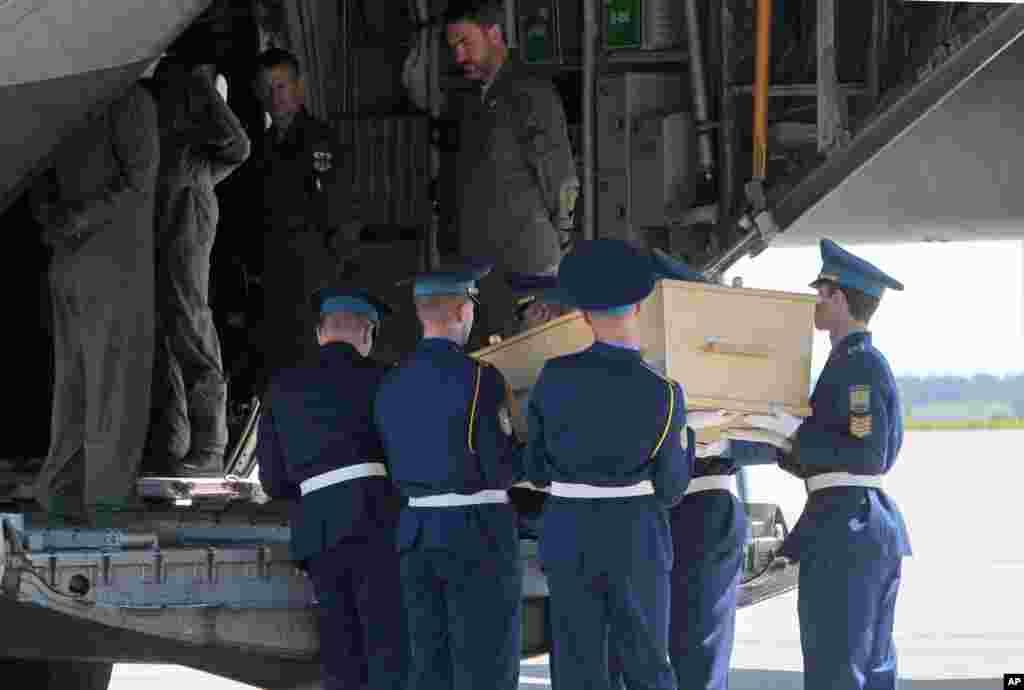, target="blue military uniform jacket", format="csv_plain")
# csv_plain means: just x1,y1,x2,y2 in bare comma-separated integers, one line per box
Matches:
374,338,524,560
257,343,402,563
783,331,912,561
526,342,692,573
677,443,763,554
